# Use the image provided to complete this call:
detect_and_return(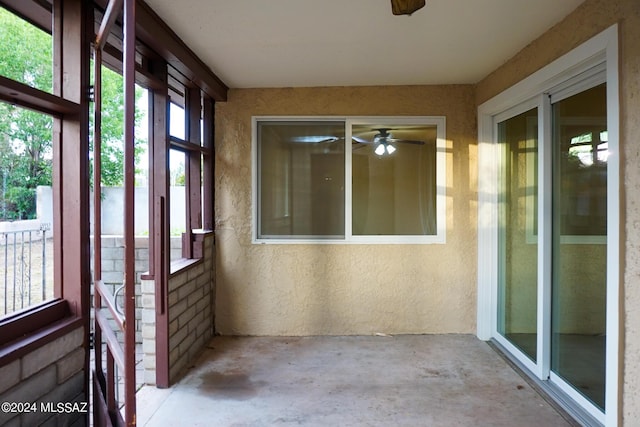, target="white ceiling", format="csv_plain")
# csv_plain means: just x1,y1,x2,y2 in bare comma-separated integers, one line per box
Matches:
144,0,585,89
